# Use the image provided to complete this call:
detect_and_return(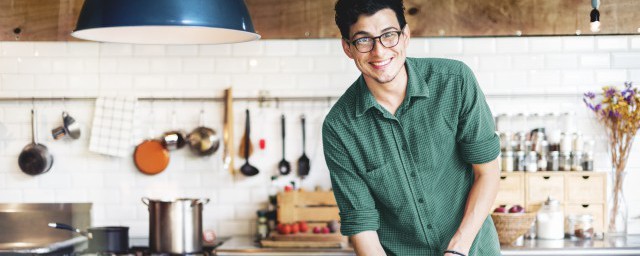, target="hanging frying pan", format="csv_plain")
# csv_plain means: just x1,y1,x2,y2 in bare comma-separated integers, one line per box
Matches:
134,105,169,175
134,139,169,175
19,109,54,176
